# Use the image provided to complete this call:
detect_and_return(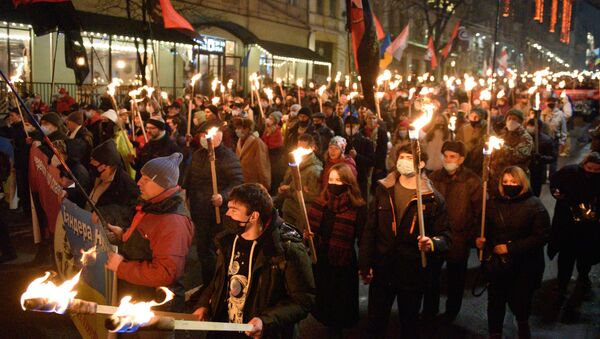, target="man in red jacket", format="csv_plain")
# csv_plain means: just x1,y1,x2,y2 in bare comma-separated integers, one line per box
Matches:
105,152,194,311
